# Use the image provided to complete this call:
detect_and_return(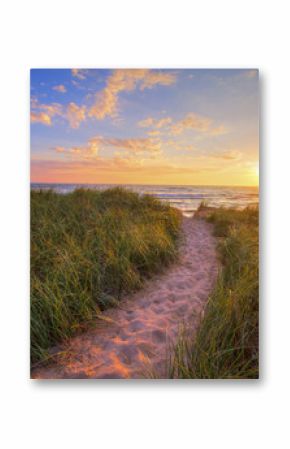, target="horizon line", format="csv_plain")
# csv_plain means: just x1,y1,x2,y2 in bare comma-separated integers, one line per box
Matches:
30,181,259,188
